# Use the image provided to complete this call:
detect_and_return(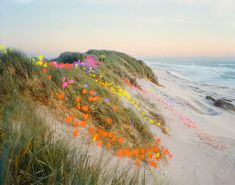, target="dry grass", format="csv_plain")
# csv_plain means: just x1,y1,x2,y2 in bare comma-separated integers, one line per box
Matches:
0,49,166,185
